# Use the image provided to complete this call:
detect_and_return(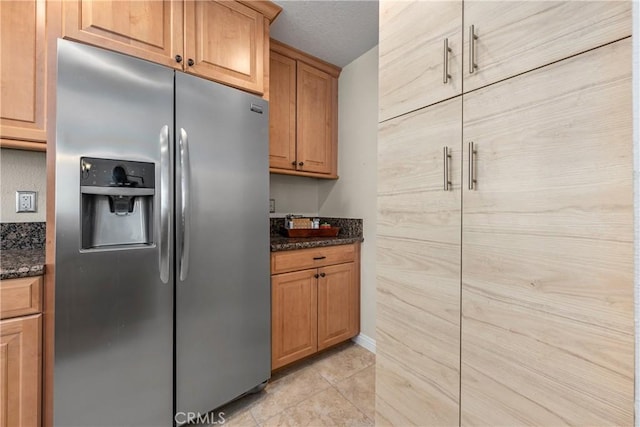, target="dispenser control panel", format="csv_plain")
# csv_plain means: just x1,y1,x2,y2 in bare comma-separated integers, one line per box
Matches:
81,157,155,188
